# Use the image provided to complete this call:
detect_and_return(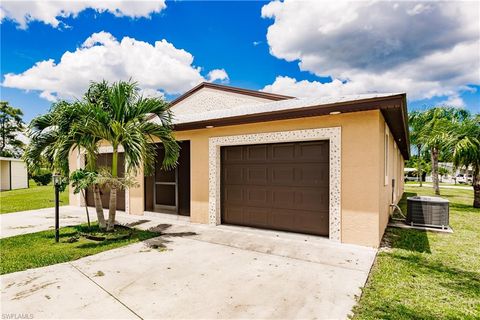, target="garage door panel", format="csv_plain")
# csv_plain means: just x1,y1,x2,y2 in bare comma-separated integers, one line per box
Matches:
246,145,268,161
223,166,243,184
245,187,270,205
245,167,268,185
221,141,329,237
271,166,295,185
298,141,329,162
223,186,243,203
223,206,244,225
271,143,296,161
223,146,243,162
298,164,329,186
245,206,271,226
